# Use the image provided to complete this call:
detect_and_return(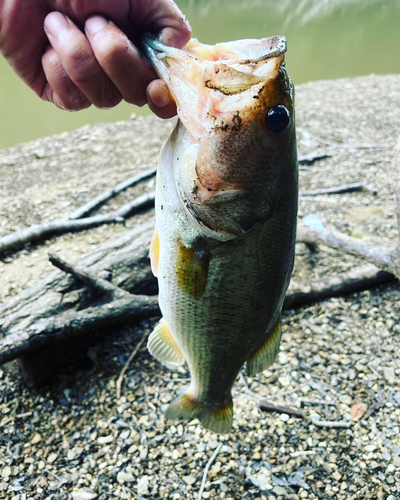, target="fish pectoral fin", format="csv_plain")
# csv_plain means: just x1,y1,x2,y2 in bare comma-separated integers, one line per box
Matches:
246,316,282,376
147,319,185,367
176,238,210,300
165,391,233,434
150,225,160,277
